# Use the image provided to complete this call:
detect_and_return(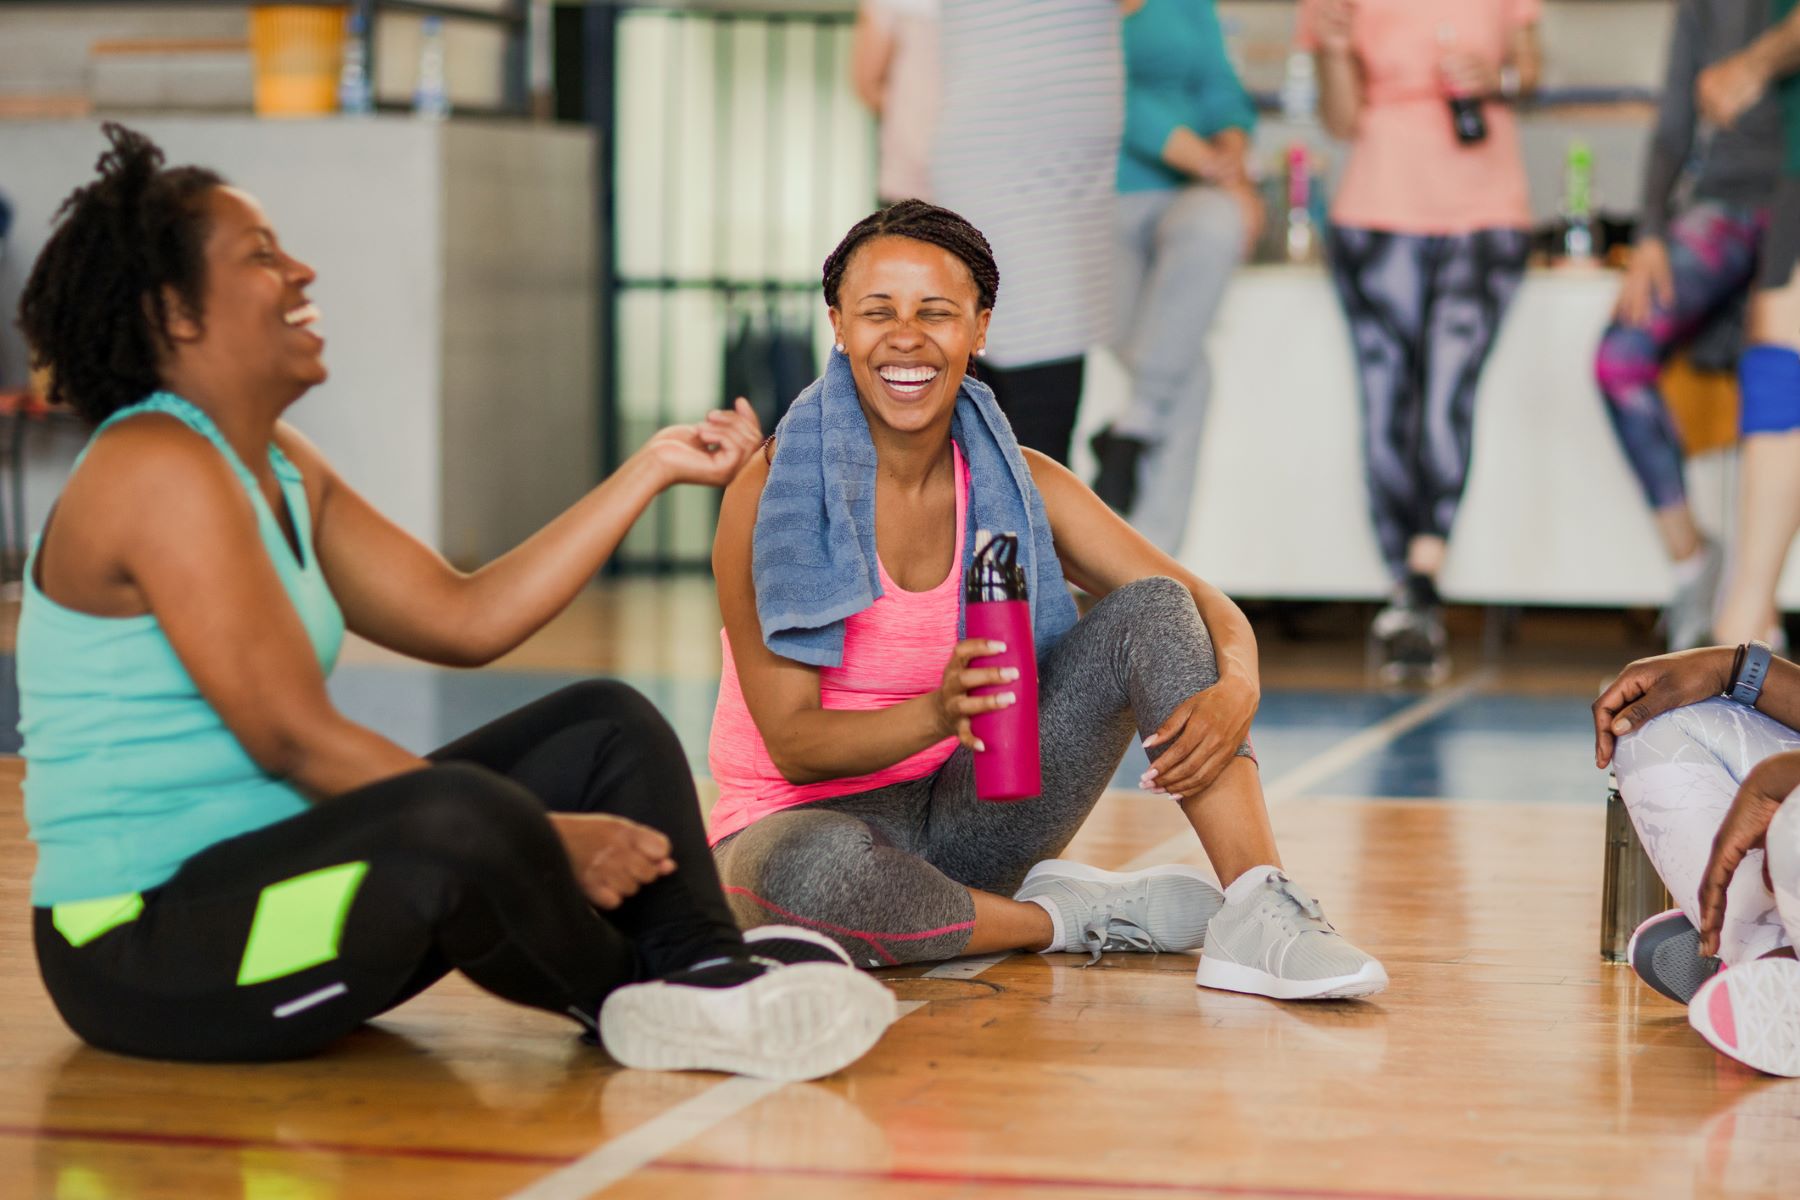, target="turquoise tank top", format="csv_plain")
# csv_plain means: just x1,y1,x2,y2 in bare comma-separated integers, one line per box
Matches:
20,392,345,906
